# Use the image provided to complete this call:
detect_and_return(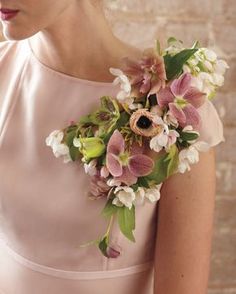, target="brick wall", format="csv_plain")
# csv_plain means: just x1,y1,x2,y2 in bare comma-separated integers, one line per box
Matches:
104,0,236,293
1,0,235,292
